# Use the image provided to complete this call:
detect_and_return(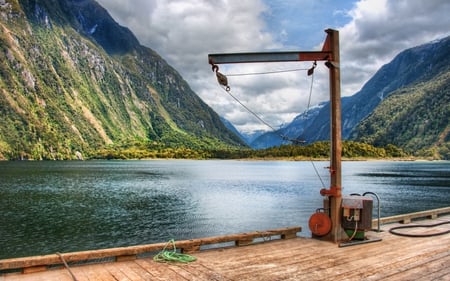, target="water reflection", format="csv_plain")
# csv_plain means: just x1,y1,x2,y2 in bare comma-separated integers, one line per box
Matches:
0,160,448,259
